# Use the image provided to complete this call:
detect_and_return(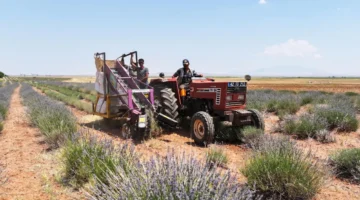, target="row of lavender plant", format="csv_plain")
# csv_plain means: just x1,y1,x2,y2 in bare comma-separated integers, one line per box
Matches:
0,83,18,131
20,84,77,149
86,142,259,199
246,90,332,117
35,80,96,95
83,133,327,200
58,129,260,199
